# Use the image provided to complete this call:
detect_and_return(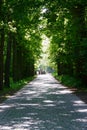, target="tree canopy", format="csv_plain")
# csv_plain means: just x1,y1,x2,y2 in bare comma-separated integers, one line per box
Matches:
43,0,87,85
0,0,87,89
